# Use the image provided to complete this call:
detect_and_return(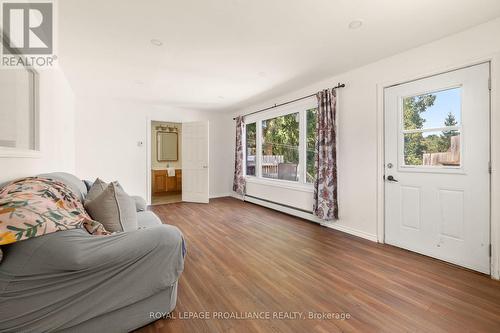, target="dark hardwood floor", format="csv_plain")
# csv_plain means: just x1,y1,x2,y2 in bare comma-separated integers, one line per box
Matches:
136,197,500,333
